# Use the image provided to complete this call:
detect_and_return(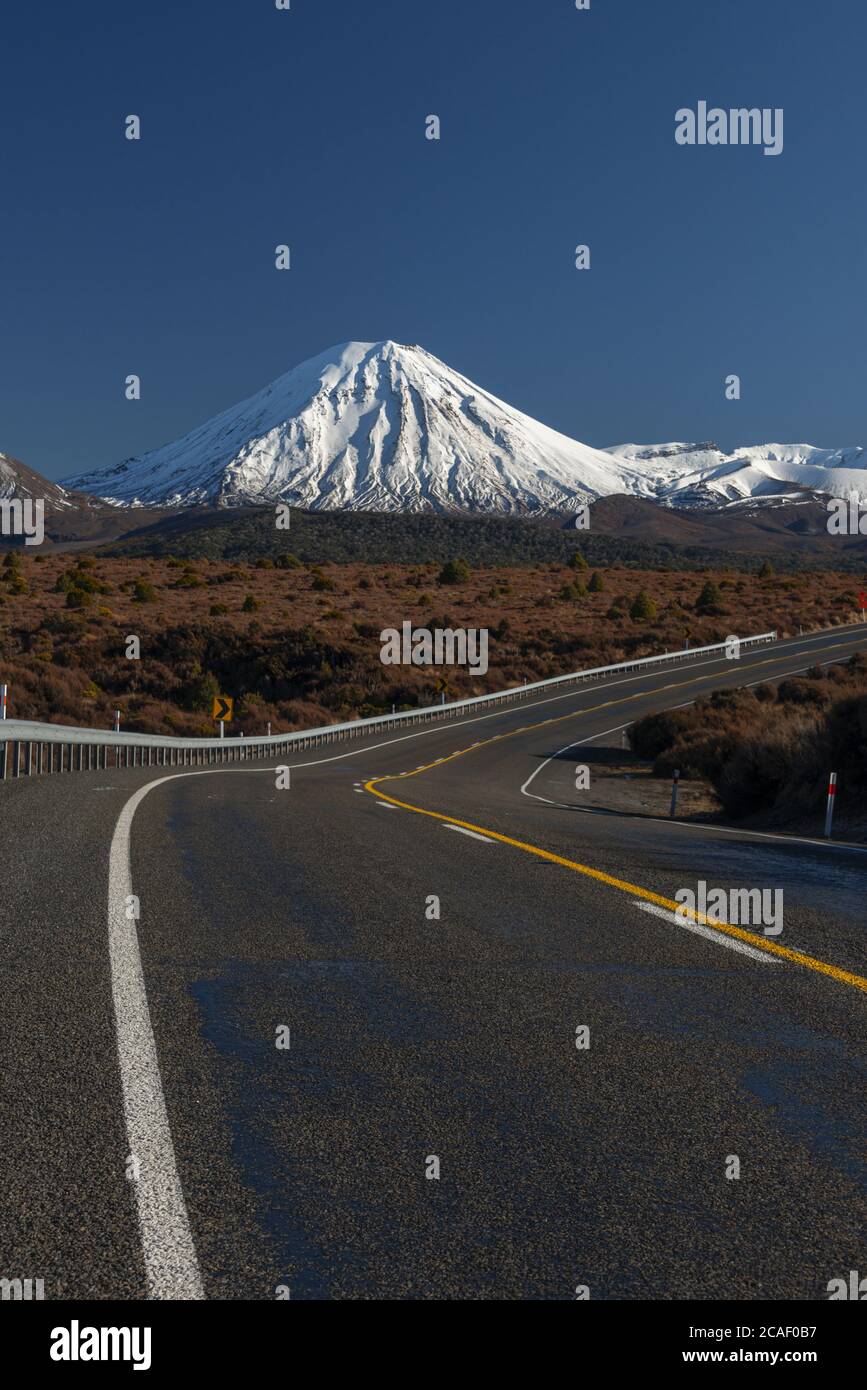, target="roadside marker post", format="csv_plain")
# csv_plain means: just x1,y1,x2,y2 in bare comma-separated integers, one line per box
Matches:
824,772,837,839
669,769,680,819
0,683,7,720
